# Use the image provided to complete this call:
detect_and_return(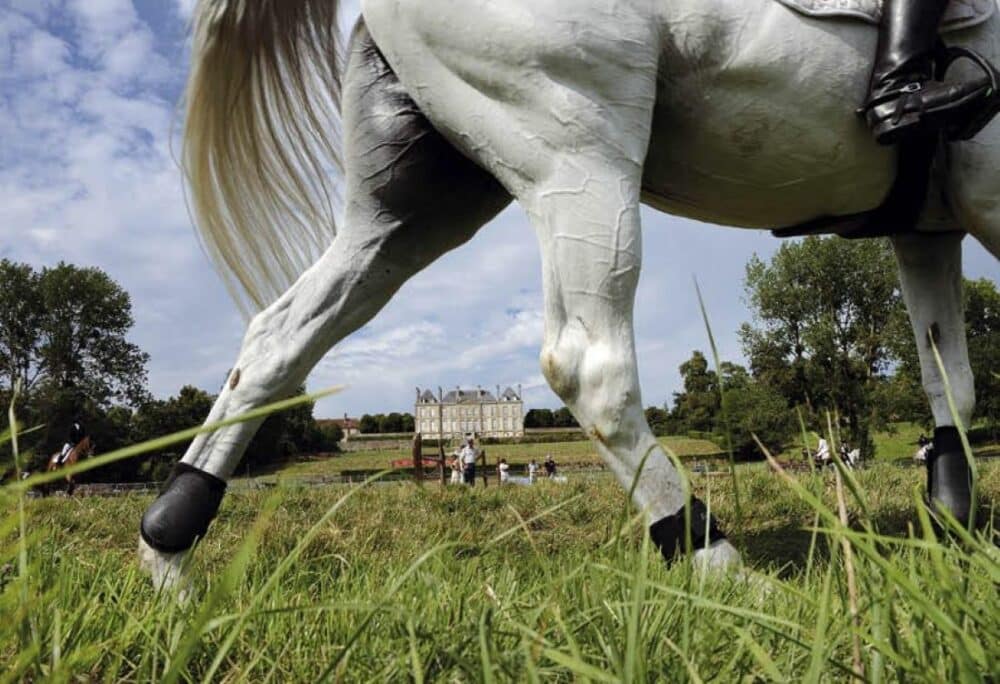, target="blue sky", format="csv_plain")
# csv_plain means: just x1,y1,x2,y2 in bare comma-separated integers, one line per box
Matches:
1,0,997,419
